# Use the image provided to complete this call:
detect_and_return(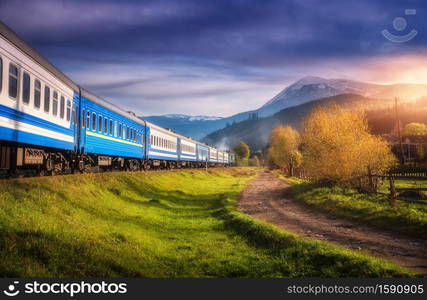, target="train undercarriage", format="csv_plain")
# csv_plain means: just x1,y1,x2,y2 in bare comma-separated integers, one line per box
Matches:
0,142,225,178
